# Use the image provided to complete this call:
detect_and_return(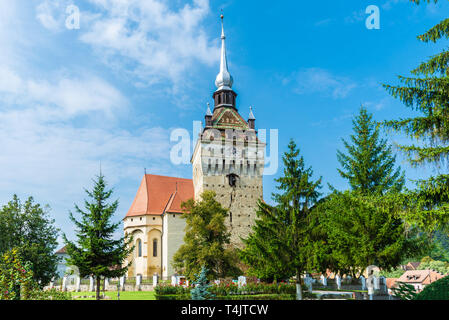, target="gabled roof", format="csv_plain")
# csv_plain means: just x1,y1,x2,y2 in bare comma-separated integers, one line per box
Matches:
56,246,67,254
125,174,194,218
397,269,446,285
407,262,421,270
